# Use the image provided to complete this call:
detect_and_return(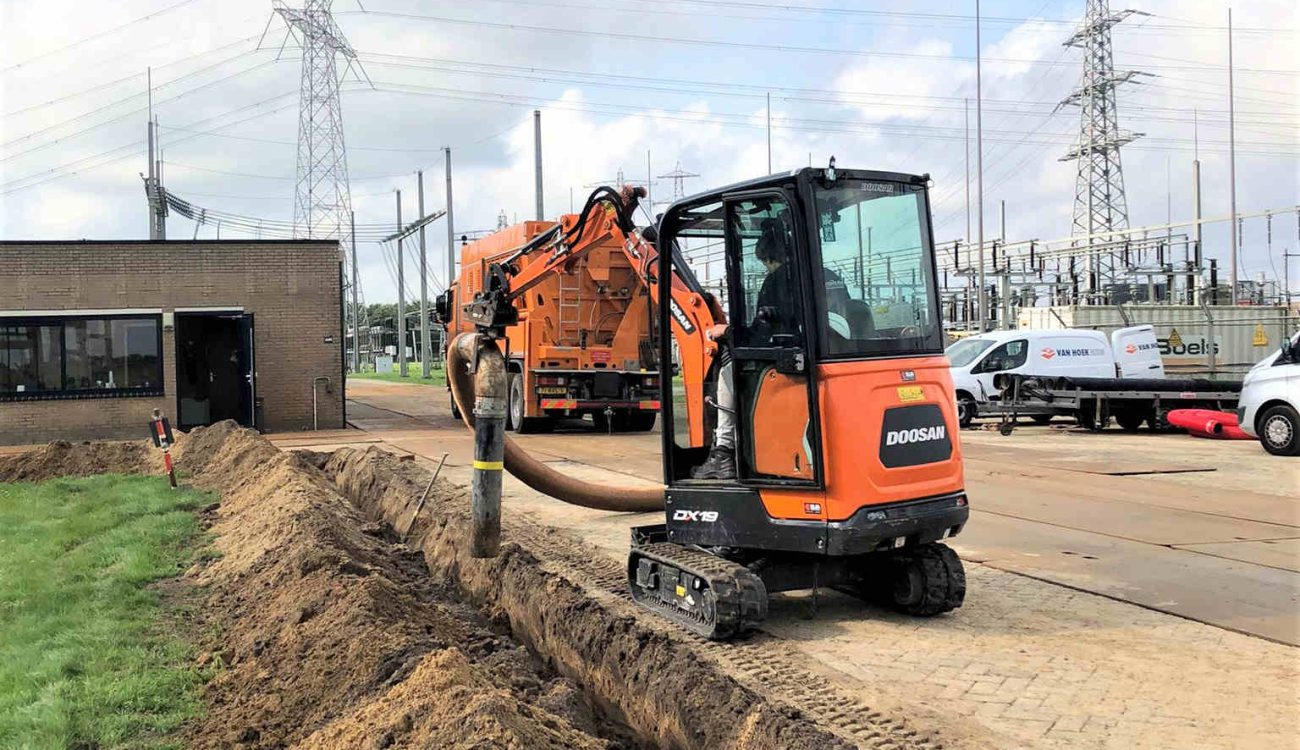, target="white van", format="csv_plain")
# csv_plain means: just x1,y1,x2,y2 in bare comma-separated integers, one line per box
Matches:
1110,324,1166,378
946,326,1164,427
1238,332,1299,456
